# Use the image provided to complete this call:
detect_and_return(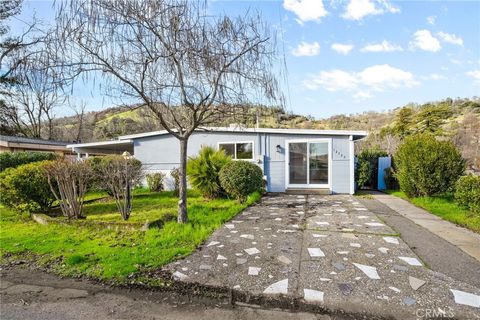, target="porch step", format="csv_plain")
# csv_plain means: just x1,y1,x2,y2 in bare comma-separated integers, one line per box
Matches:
286,188,331,195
